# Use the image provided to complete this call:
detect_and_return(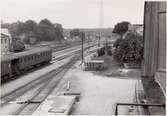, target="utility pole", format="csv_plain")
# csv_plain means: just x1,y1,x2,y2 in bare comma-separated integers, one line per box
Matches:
81,32,84,63
87,33,90,52
99,0,103,48
98,32,101,47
